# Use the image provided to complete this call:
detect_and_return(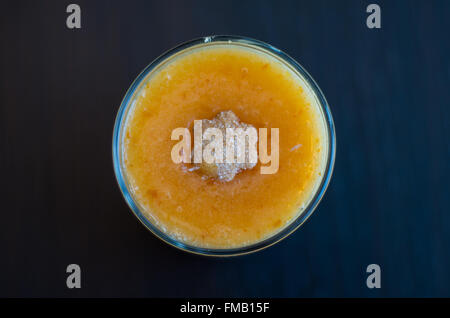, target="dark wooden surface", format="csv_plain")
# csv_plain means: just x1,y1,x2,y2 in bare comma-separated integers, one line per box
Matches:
0,0,449,297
